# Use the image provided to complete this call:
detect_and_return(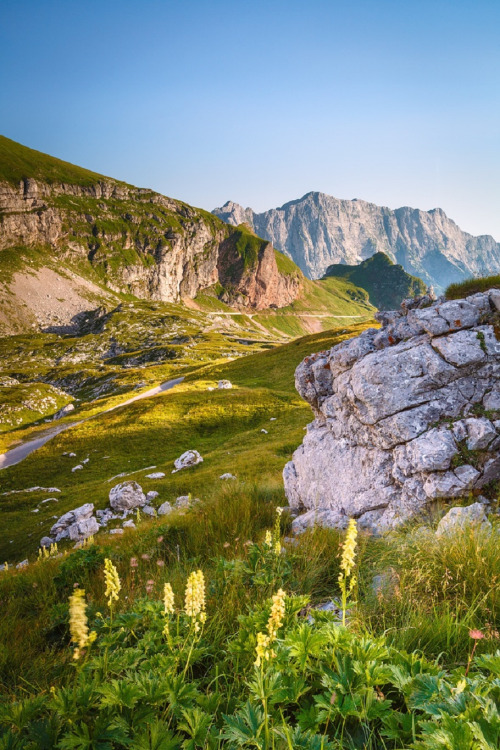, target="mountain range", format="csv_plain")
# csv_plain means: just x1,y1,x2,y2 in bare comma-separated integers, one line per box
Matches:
213,192,500,291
